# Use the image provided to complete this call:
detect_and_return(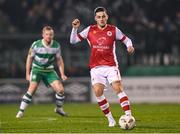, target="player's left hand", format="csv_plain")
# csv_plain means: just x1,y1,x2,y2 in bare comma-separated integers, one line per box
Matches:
61,75,68,81
127,46,135,55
